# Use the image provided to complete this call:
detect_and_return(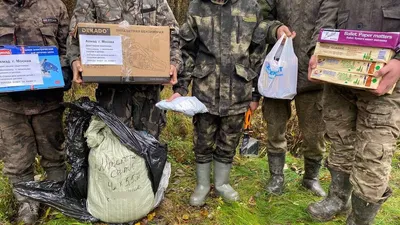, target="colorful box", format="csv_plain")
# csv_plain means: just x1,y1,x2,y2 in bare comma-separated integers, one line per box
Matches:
76,23,171,84
315,42,396,63
0,45,64,93
316,56,385,76
311,68,380,89
318,29,400,50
